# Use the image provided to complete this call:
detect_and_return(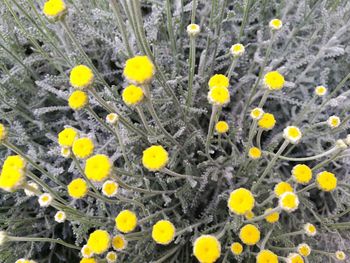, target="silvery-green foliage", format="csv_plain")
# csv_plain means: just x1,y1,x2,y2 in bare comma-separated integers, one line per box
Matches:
0,0,350,262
